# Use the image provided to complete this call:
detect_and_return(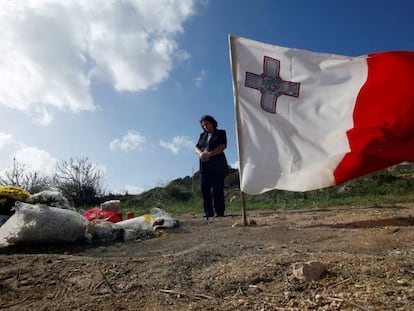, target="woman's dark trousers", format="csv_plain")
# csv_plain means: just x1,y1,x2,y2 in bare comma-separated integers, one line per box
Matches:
201,171,225,217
